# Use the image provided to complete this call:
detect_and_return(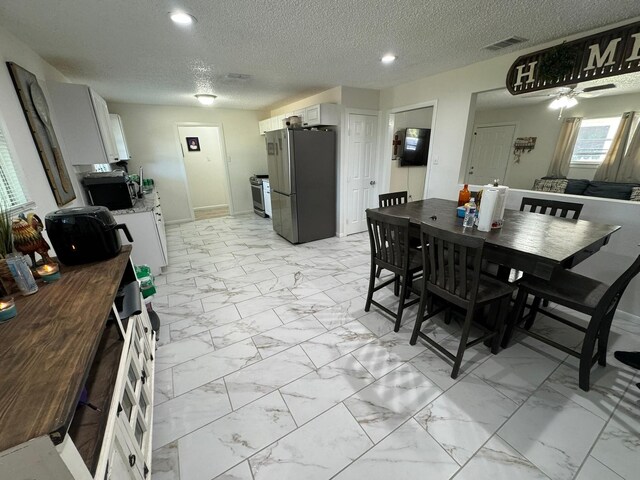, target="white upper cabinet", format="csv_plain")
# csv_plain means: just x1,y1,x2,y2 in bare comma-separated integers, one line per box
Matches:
258,103,338,135
110,114,131,160
303,103,339,127
48,81,119,165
